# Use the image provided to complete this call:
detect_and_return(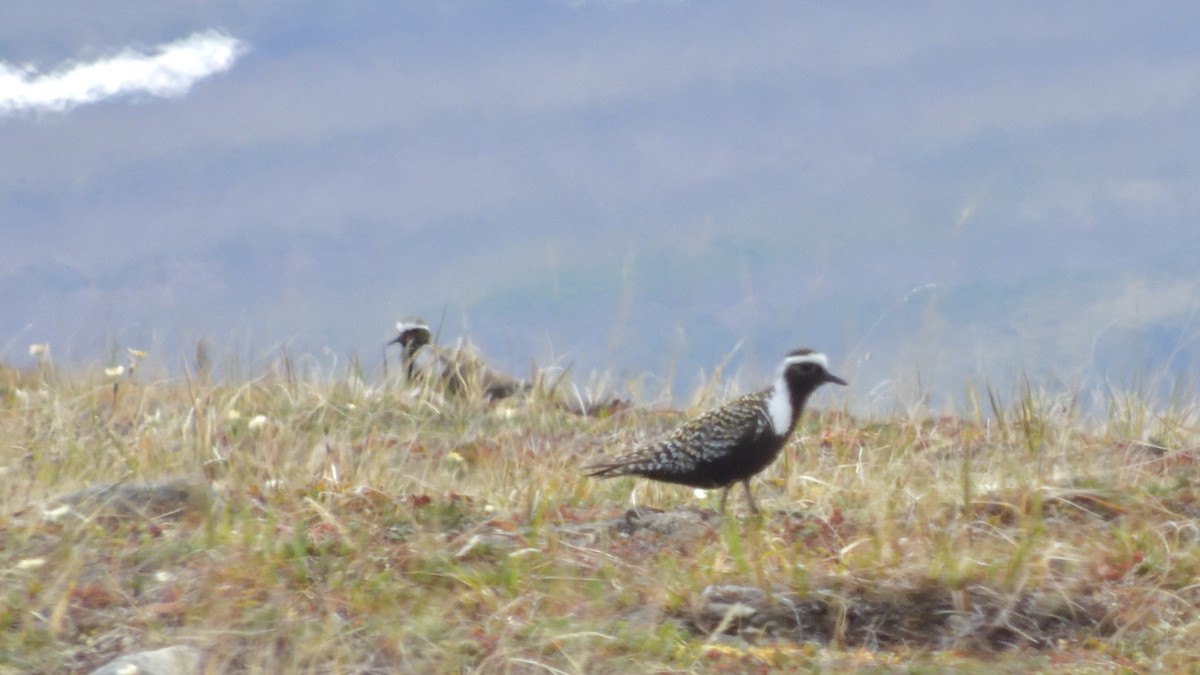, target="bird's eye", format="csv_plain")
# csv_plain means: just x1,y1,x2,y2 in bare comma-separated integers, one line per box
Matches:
798,363,817,374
